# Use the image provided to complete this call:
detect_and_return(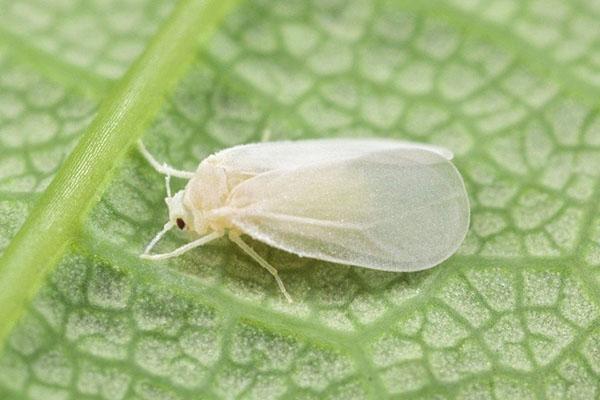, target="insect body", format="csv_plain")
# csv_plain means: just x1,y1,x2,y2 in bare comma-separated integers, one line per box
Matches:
139,139,470,303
